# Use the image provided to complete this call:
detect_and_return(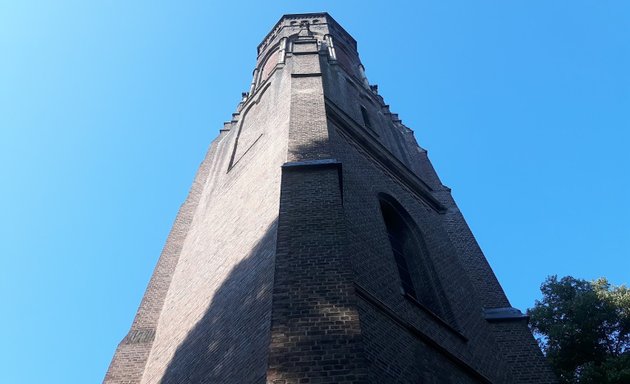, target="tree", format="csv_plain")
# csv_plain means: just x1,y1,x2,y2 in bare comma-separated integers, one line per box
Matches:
528,276,630,384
